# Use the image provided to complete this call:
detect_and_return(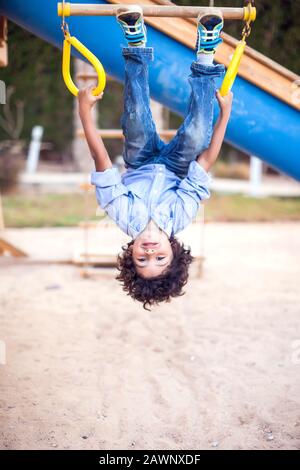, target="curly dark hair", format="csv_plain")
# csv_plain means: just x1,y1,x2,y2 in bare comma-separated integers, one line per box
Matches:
116,236,194,310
